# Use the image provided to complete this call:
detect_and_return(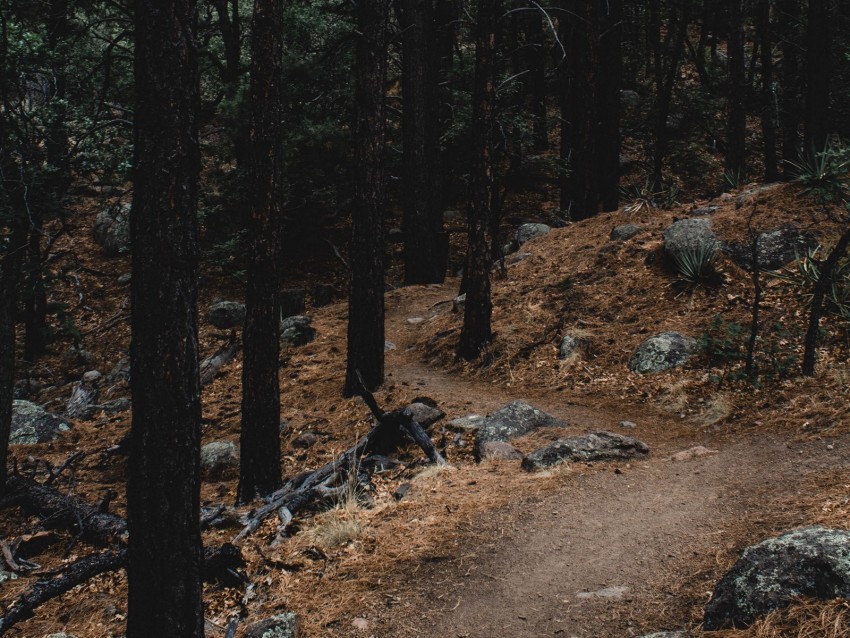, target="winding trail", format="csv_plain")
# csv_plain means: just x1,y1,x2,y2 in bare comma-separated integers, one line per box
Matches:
367,283,850,637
